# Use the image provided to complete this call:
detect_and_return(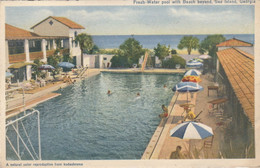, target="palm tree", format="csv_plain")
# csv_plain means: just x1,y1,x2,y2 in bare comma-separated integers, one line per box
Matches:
75,33,94,67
